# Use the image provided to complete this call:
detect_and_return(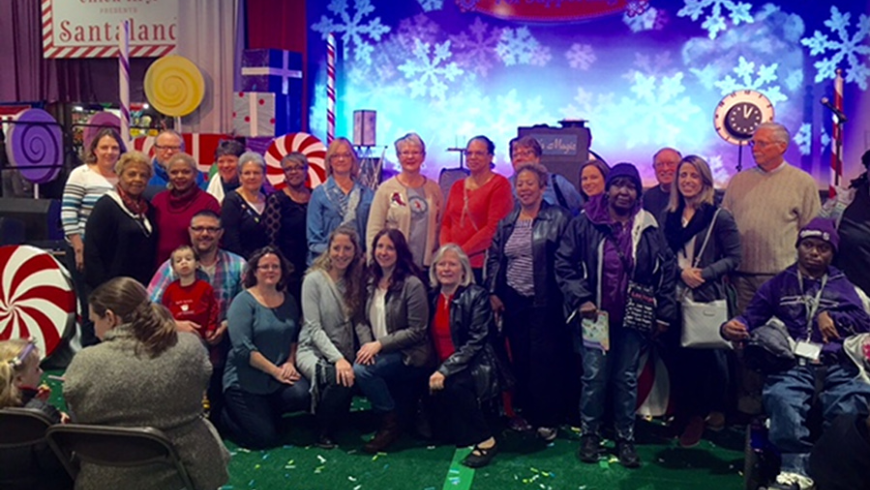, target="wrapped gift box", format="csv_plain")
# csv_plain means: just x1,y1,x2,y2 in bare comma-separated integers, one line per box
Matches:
232,92,297,137
241,49,302,133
